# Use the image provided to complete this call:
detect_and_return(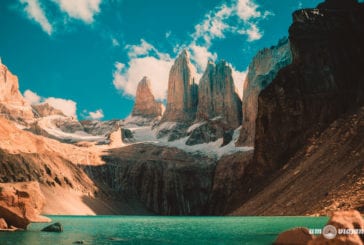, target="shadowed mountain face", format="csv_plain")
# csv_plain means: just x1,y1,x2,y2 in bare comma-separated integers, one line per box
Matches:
253,0,364,176
237,38,292,146
229,0,364,215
